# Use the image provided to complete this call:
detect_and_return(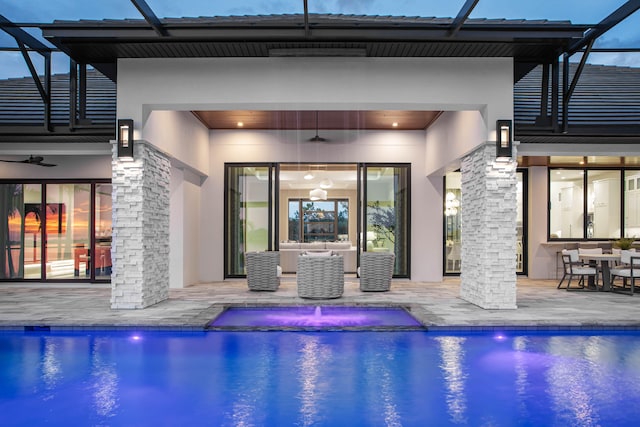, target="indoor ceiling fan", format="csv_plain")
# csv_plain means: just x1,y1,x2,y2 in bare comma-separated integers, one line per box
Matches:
0,155,56,167
308,111,329,142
